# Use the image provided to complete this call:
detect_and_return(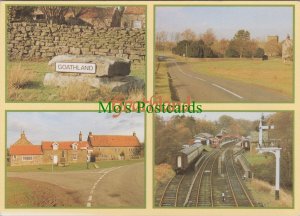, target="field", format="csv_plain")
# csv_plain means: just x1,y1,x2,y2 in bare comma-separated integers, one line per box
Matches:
7,60,145,102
